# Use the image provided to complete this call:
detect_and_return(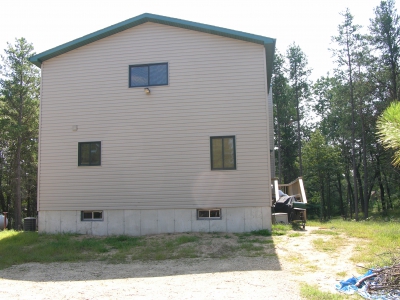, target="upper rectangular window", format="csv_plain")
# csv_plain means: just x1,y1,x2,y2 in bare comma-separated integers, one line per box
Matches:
129,63,168,87
210,136,236,170
78,142,101,166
